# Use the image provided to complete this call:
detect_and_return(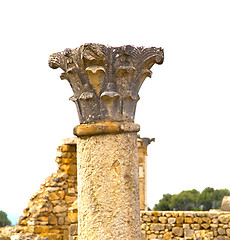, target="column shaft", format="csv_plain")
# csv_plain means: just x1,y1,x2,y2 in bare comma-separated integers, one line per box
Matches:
77,132,140,240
